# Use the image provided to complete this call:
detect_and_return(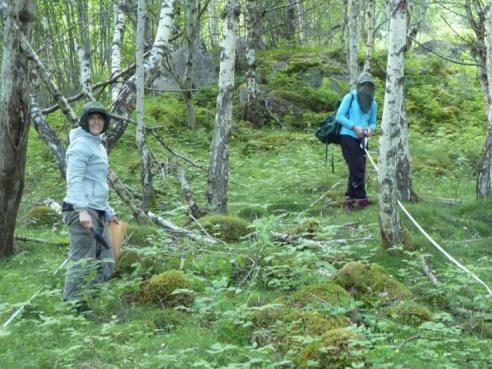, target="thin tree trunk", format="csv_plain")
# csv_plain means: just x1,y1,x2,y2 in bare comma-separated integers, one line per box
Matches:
207,0,240,213
184,0,198,128
295,0,306,44
78,44,94,101
406,0,429,50
477,0,492,196
0,0,35,258
396,104,417,201
136,0,154,209
348,0,359,89
110,1,126,102
363,0,375,72
378,0,407,248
